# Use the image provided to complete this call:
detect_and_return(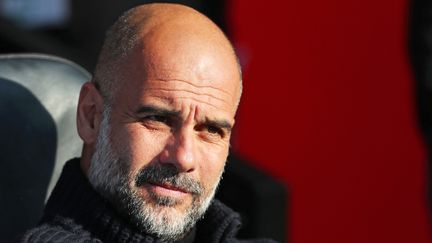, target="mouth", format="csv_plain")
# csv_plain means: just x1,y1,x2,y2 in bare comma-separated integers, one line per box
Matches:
145,181,190,198
134,165,203,199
